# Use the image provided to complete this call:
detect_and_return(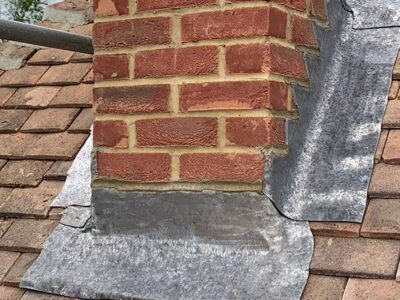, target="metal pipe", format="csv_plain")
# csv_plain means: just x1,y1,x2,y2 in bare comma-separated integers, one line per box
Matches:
0,19,93,54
